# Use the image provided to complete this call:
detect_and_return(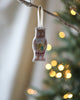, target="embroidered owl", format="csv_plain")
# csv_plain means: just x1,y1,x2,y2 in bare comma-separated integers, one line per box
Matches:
32,27,47,61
